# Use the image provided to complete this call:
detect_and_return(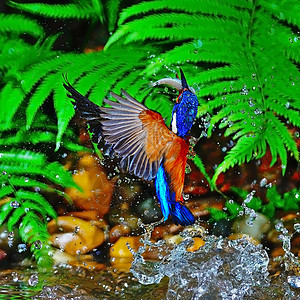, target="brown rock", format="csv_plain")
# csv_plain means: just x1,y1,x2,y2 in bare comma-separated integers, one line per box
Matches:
48,216,105,255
